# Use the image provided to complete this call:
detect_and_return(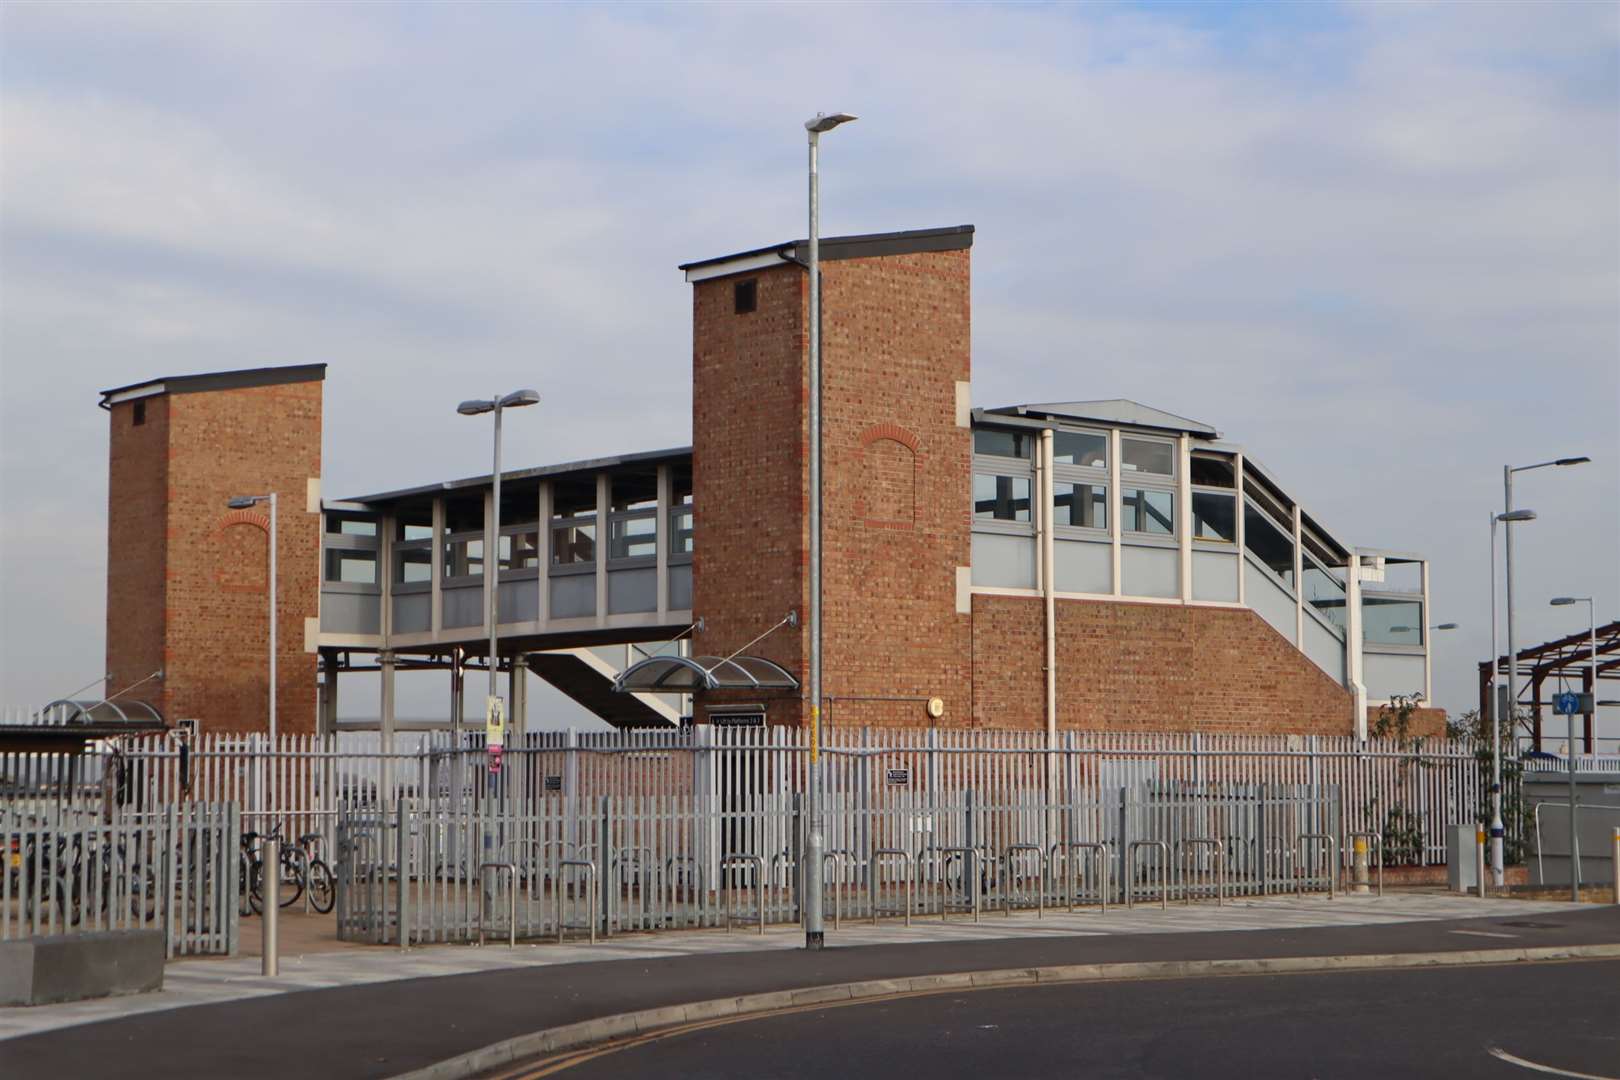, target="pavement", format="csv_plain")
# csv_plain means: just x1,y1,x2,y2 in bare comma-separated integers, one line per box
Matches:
0,894,1615,1079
